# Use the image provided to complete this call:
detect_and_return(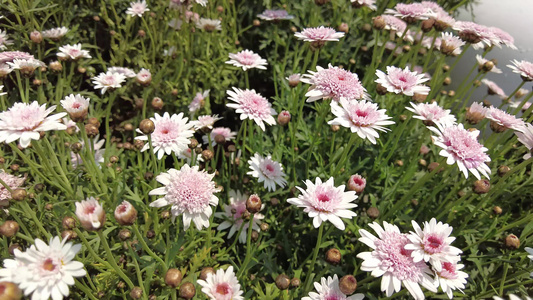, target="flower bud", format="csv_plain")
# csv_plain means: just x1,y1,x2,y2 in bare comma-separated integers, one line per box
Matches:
214,134,226,145
62,216,77,229
339,275,357,295
497,165,510,176
347,174,366,193
49,61,62,72
325,248,341,265
179,282,196,299
11,189,26,201
151,97,164,110
84,124,99,138
412,93,427,103
61,230,77,241
114,200,138,226
88,117,100,127
473,179,490,194
251,230,259,242
253,19,261,26
30,31,43,44
490,120,506,133
375,83,388,95
275,274,290,290
130,287,143,299
428,162,443,173
277,111,291,126
9,164,19,172
505,234,520,249
0,281,22,300
75,197,106,231
367,207,380,219
260,223,269,232
165,268,183,288
421,18,435,32
270,197,279,206
373,16,386,30
493,206,502,215
118,229,131,241
136,69,152,86
443,77,451,85
0,221,19,237
139,119,155,135
290,278,301,288
287,74,301,88
202,149,214,161
338,23,349,33
200,267,215,280
246,194,262,213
